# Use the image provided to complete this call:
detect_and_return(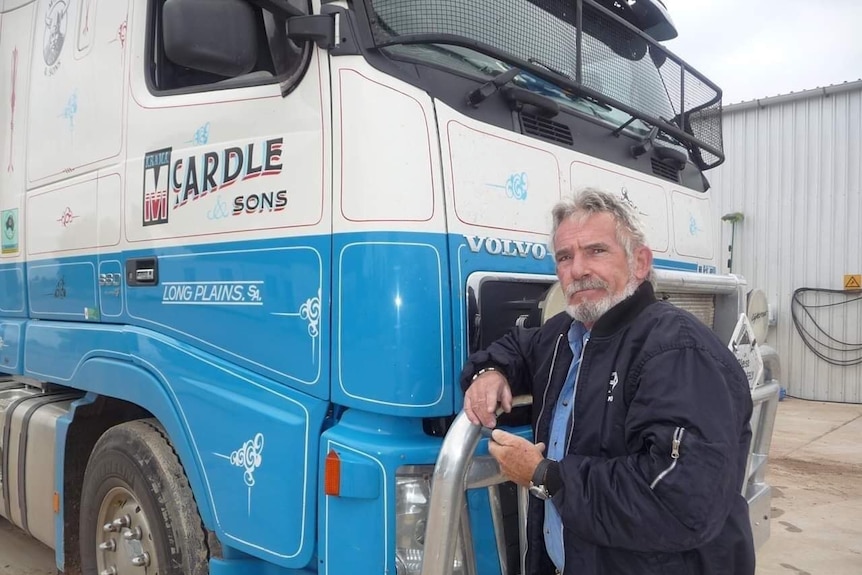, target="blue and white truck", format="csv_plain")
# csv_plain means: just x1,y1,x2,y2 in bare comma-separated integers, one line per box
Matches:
0,0,780,573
